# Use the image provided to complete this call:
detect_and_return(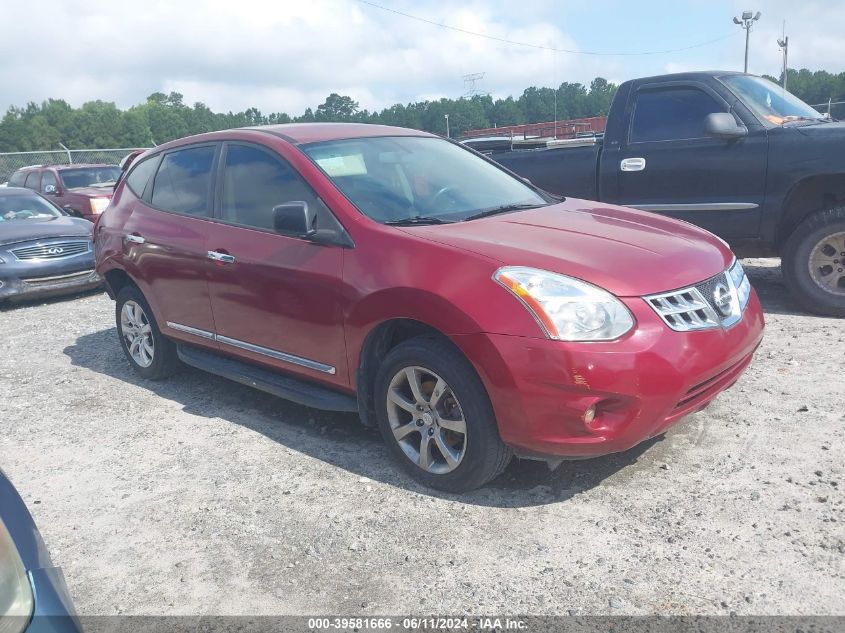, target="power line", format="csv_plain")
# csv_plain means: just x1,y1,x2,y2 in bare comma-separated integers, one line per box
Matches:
355,0,738,57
